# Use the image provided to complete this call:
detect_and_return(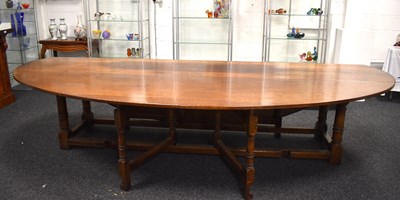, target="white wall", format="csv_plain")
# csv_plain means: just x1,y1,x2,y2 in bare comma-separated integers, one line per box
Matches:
332,0,400,65
36,0,400,63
